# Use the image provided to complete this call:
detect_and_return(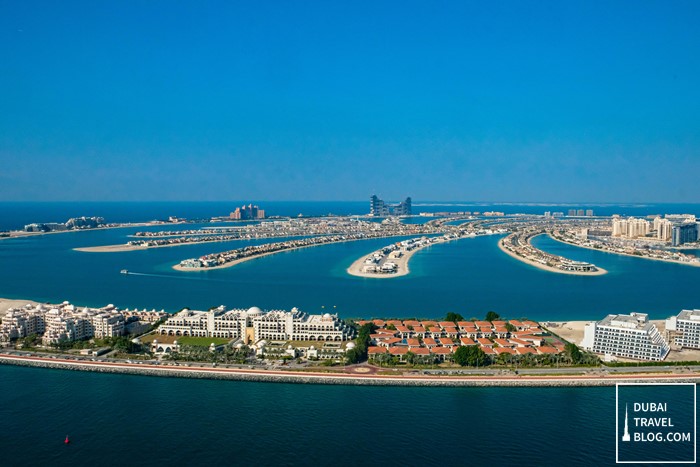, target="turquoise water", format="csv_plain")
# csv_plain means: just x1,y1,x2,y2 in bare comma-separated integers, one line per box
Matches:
2,202,699,466
1,222,698,320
